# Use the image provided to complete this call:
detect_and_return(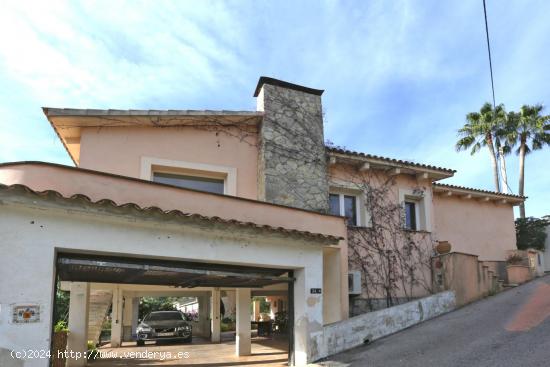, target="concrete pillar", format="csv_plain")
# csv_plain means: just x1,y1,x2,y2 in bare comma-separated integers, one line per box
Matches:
235,288,251,356
131,297,140,339
67,282,90,367
198,294,210,337
293,265,323,366
323,247,342,324
110,286,123,347
122,293,133,342
222,290,236,317
211,288,221,343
